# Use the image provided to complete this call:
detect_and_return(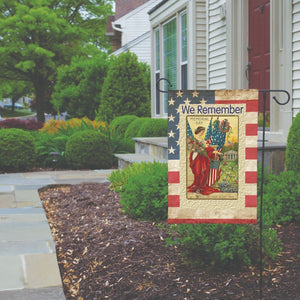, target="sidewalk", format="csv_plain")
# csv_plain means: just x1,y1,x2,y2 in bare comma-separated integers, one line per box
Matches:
0,169,113,300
